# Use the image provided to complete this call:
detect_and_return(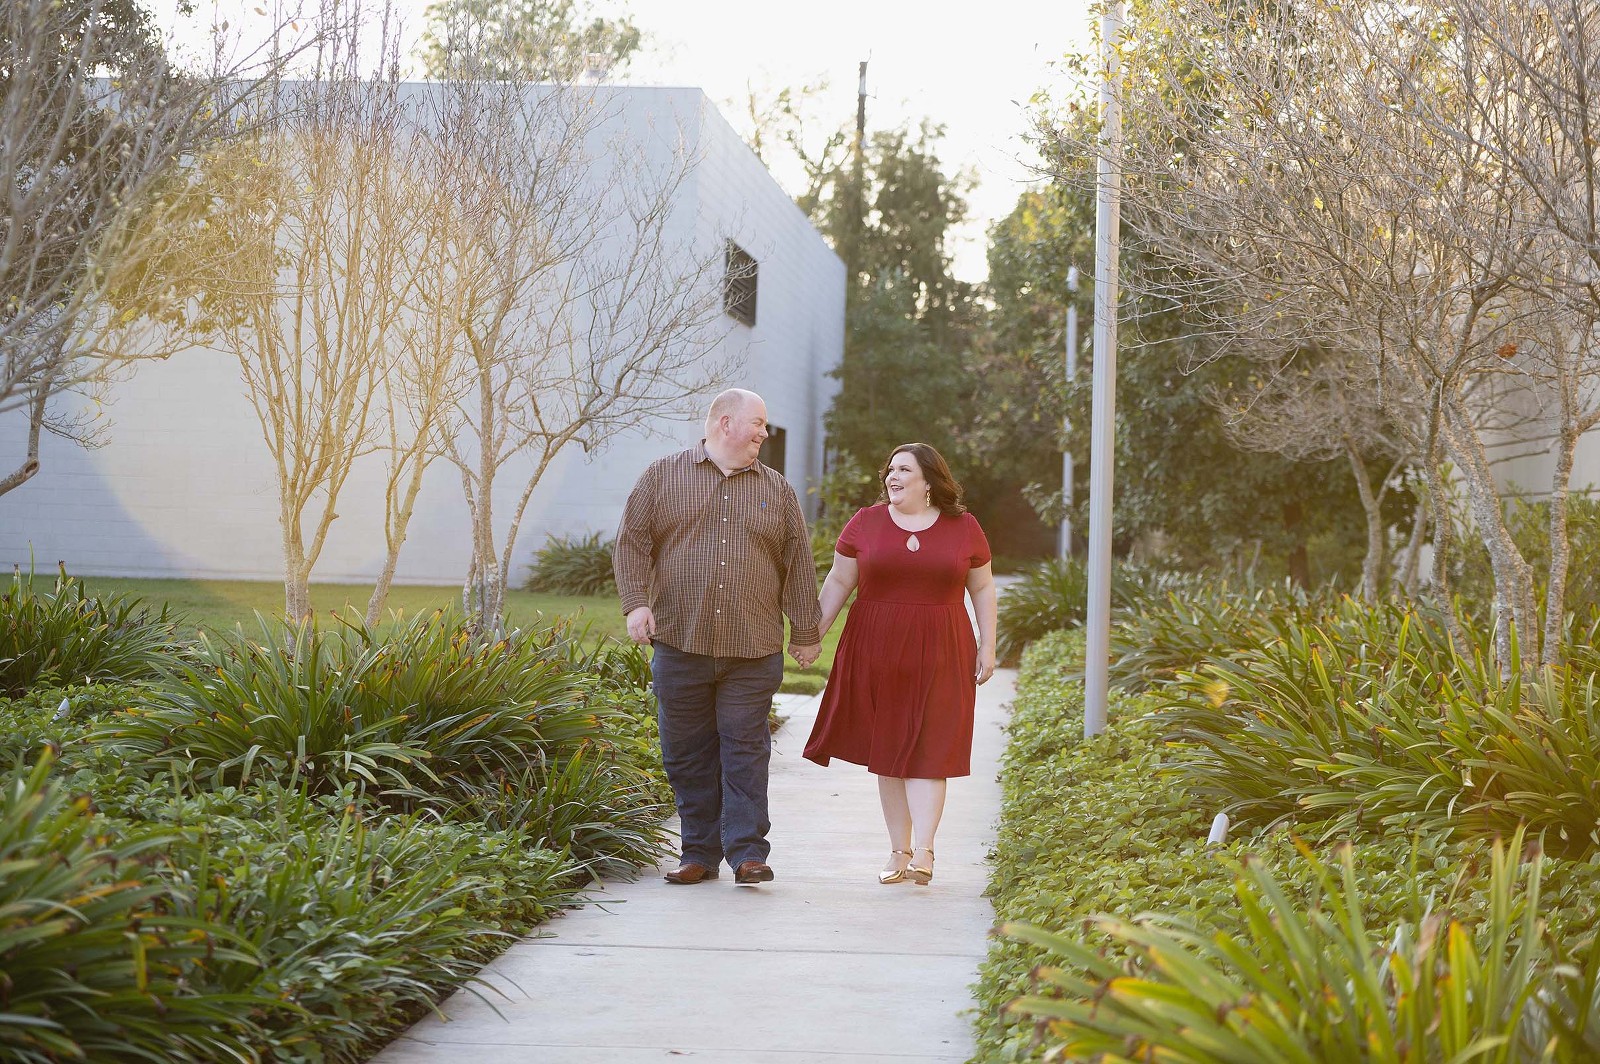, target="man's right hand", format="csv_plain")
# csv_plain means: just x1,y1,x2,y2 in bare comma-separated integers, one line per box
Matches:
626,606,656,645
